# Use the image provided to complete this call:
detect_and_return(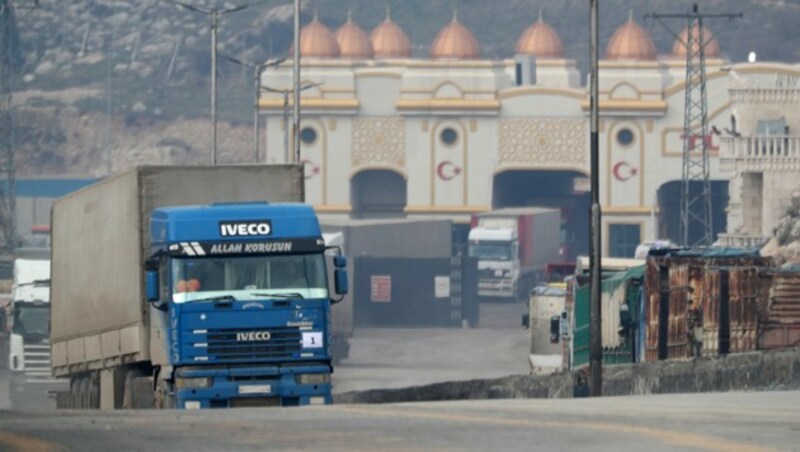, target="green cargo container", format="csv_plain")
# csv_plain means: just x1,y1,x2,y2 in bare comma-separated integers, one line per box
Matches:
572,265,645,368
